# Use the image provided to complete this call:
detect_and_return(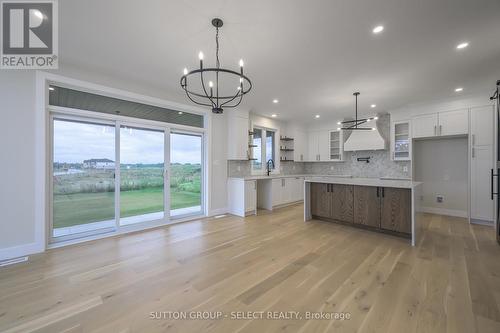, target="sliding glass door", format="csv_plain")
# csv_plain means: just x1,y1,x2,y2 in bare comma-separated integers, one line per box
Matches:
119,126,165,226
170,132,203,217
52,118,116,239
51,115,205,242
